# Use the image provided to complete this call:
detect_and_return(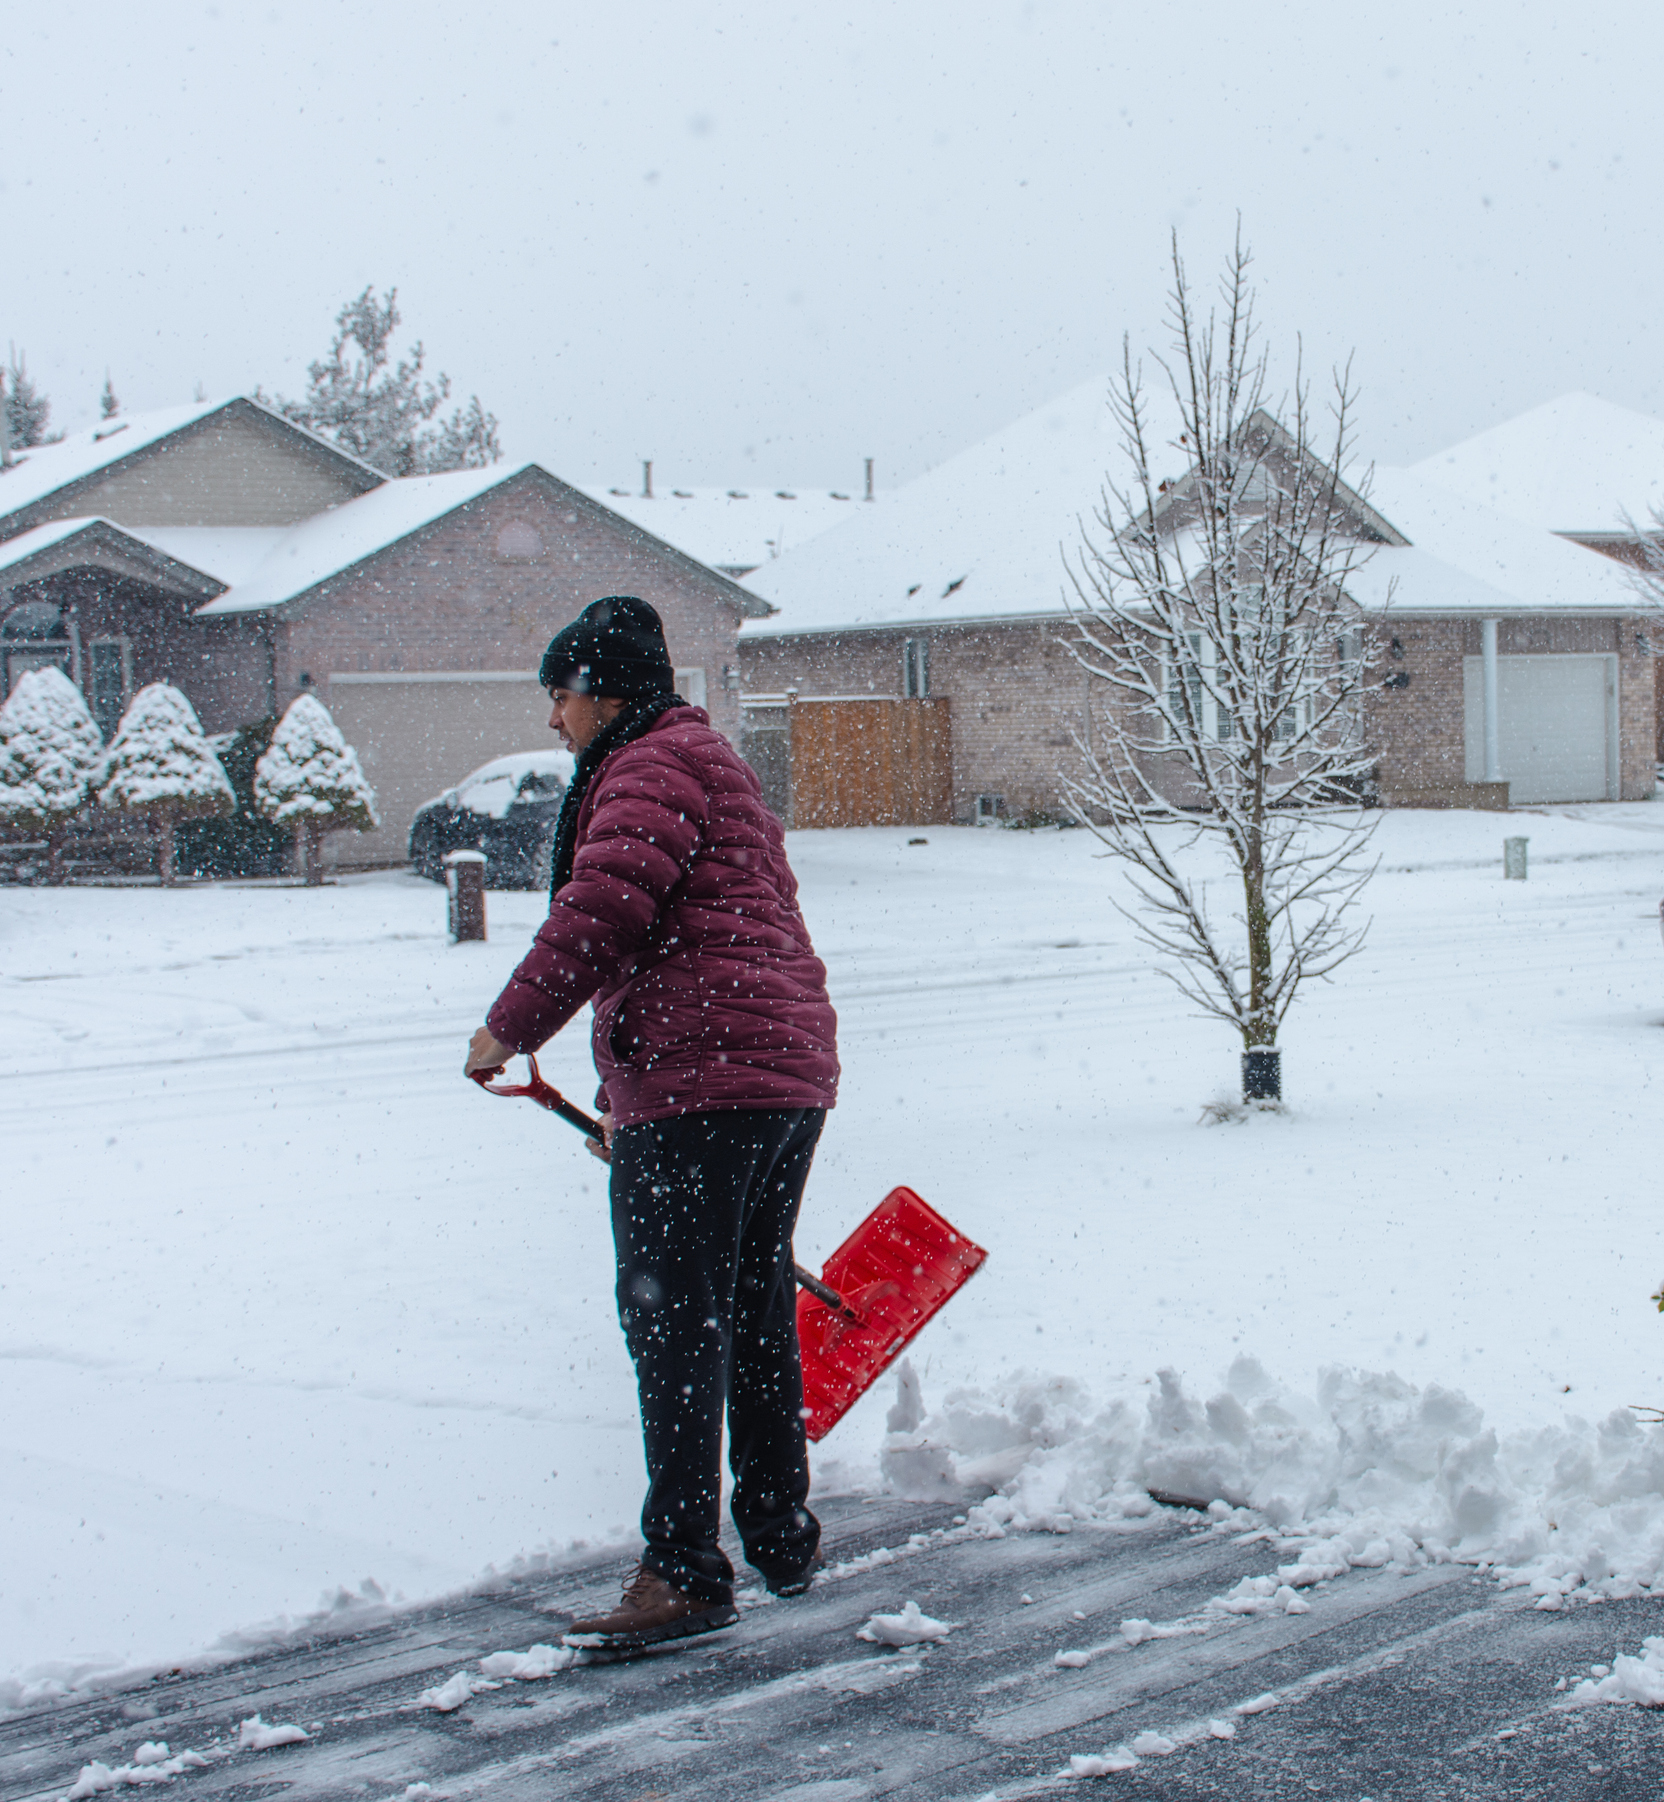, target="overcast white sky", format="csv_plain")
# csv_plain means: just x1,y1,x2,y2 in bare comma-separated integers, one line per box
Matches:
6,1,1663,490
